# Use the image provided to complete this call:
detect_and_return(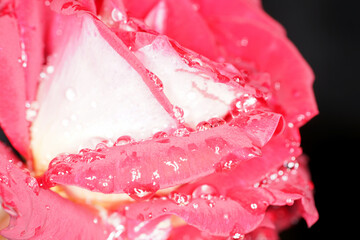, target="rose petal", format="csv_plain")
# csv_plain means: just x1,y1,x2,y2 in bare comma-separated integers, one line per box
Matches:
0,143,113,239
31,15,177,173
210,19,318,125
42,111,282,194
168,225,224,240
125,195,264,237
0,5,30,160
176,127,302,195
124,0,318,125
